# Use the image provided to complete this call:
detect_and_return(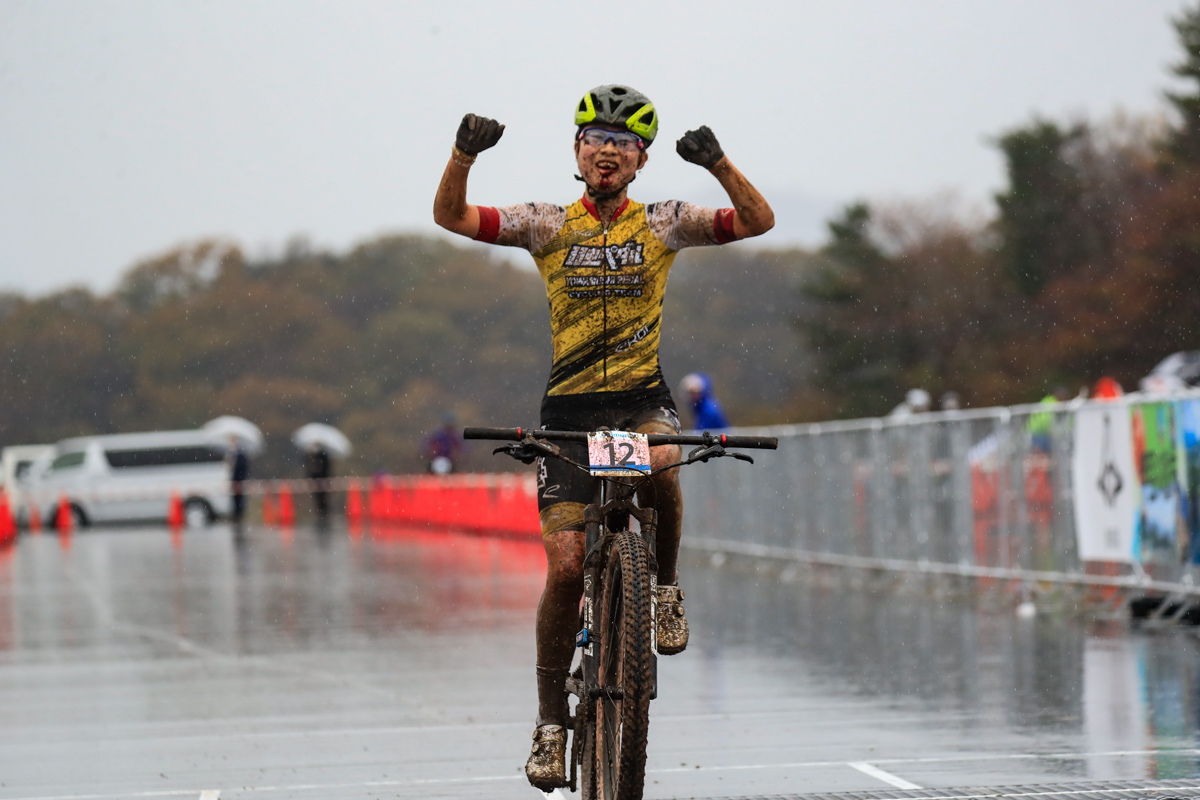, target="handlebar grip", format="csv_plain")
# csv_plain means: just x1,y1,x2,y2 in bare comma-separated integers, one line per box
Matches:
716,435,778,450
462,427,525,441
